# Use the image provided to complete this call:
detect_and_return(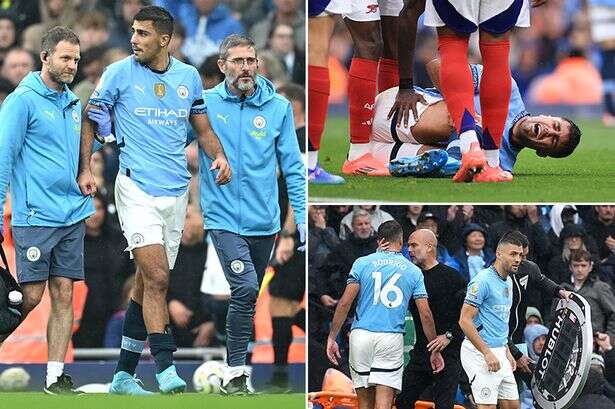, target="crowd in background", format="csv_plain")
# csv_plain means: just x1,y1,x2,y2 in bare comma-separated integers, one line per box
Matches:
309,204,615,407
0,0,306,353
